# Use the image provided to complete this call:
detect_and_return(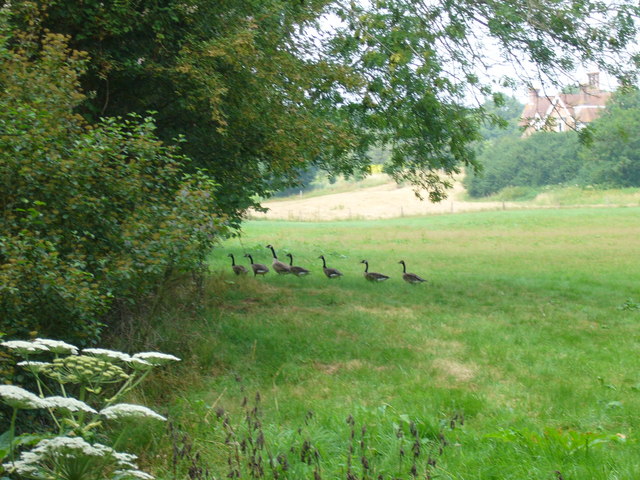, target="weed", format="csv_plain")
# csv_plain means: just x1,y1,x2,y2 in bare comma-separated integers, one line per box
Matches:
200,393,459,479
